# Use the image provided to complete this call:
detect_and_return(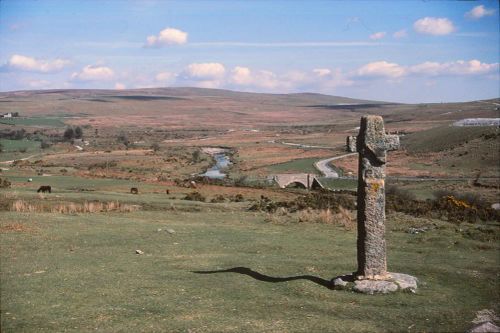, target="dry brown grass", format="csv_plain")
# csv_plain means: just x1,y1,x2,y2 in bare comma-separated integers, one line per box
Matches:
10,200,140,214
266,206,355,228
0,223,36,233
